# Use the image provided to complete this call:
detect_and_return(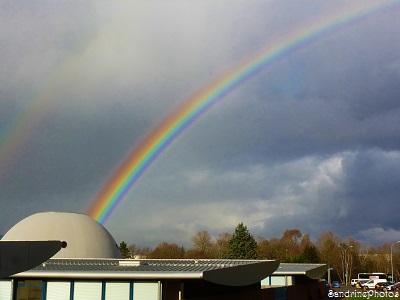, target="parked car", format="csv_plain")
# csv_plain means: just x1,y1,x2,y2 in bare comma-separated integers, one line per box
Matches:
356,279,370,288
351,279,358,286
332,281,340,288
362,279,387,290
383,282,400,291
393,283,400,291
375,282,391,290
